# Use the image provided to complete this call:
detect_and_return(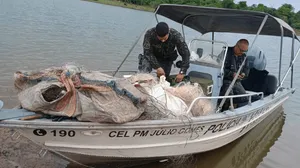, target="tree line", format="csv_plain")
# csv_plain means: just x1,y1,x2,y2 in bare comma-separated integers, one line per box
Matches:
119,0,300,30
